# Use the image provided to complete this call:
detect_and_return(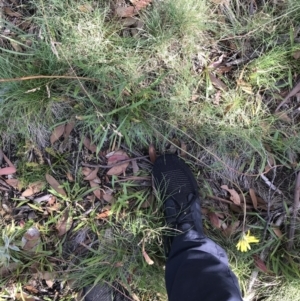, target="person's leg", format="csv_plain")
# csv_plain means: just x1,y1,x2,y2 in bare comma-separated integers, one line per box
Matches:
166,231,242,301
153,154,243,301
